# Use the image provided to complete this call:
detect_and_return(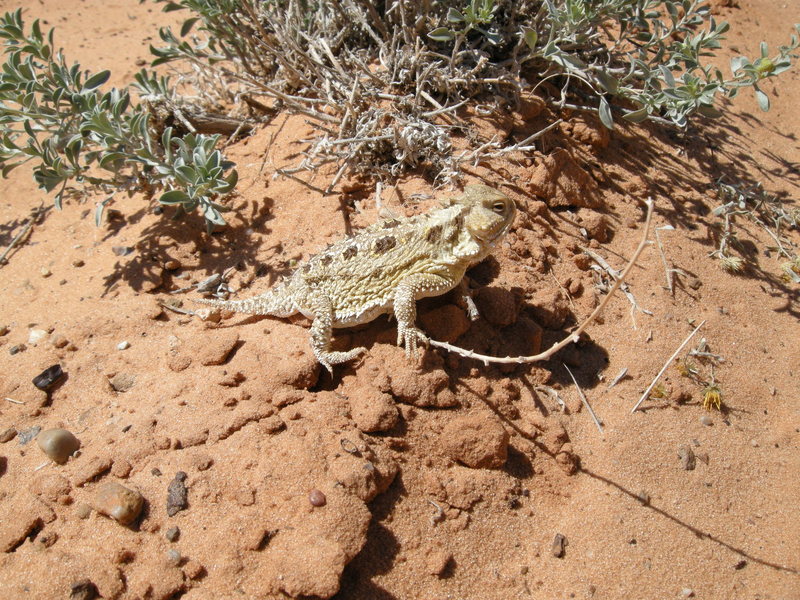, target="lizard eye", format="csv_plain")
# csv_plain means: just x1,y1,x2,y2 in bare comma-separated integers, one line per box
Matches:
492,201,506,214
